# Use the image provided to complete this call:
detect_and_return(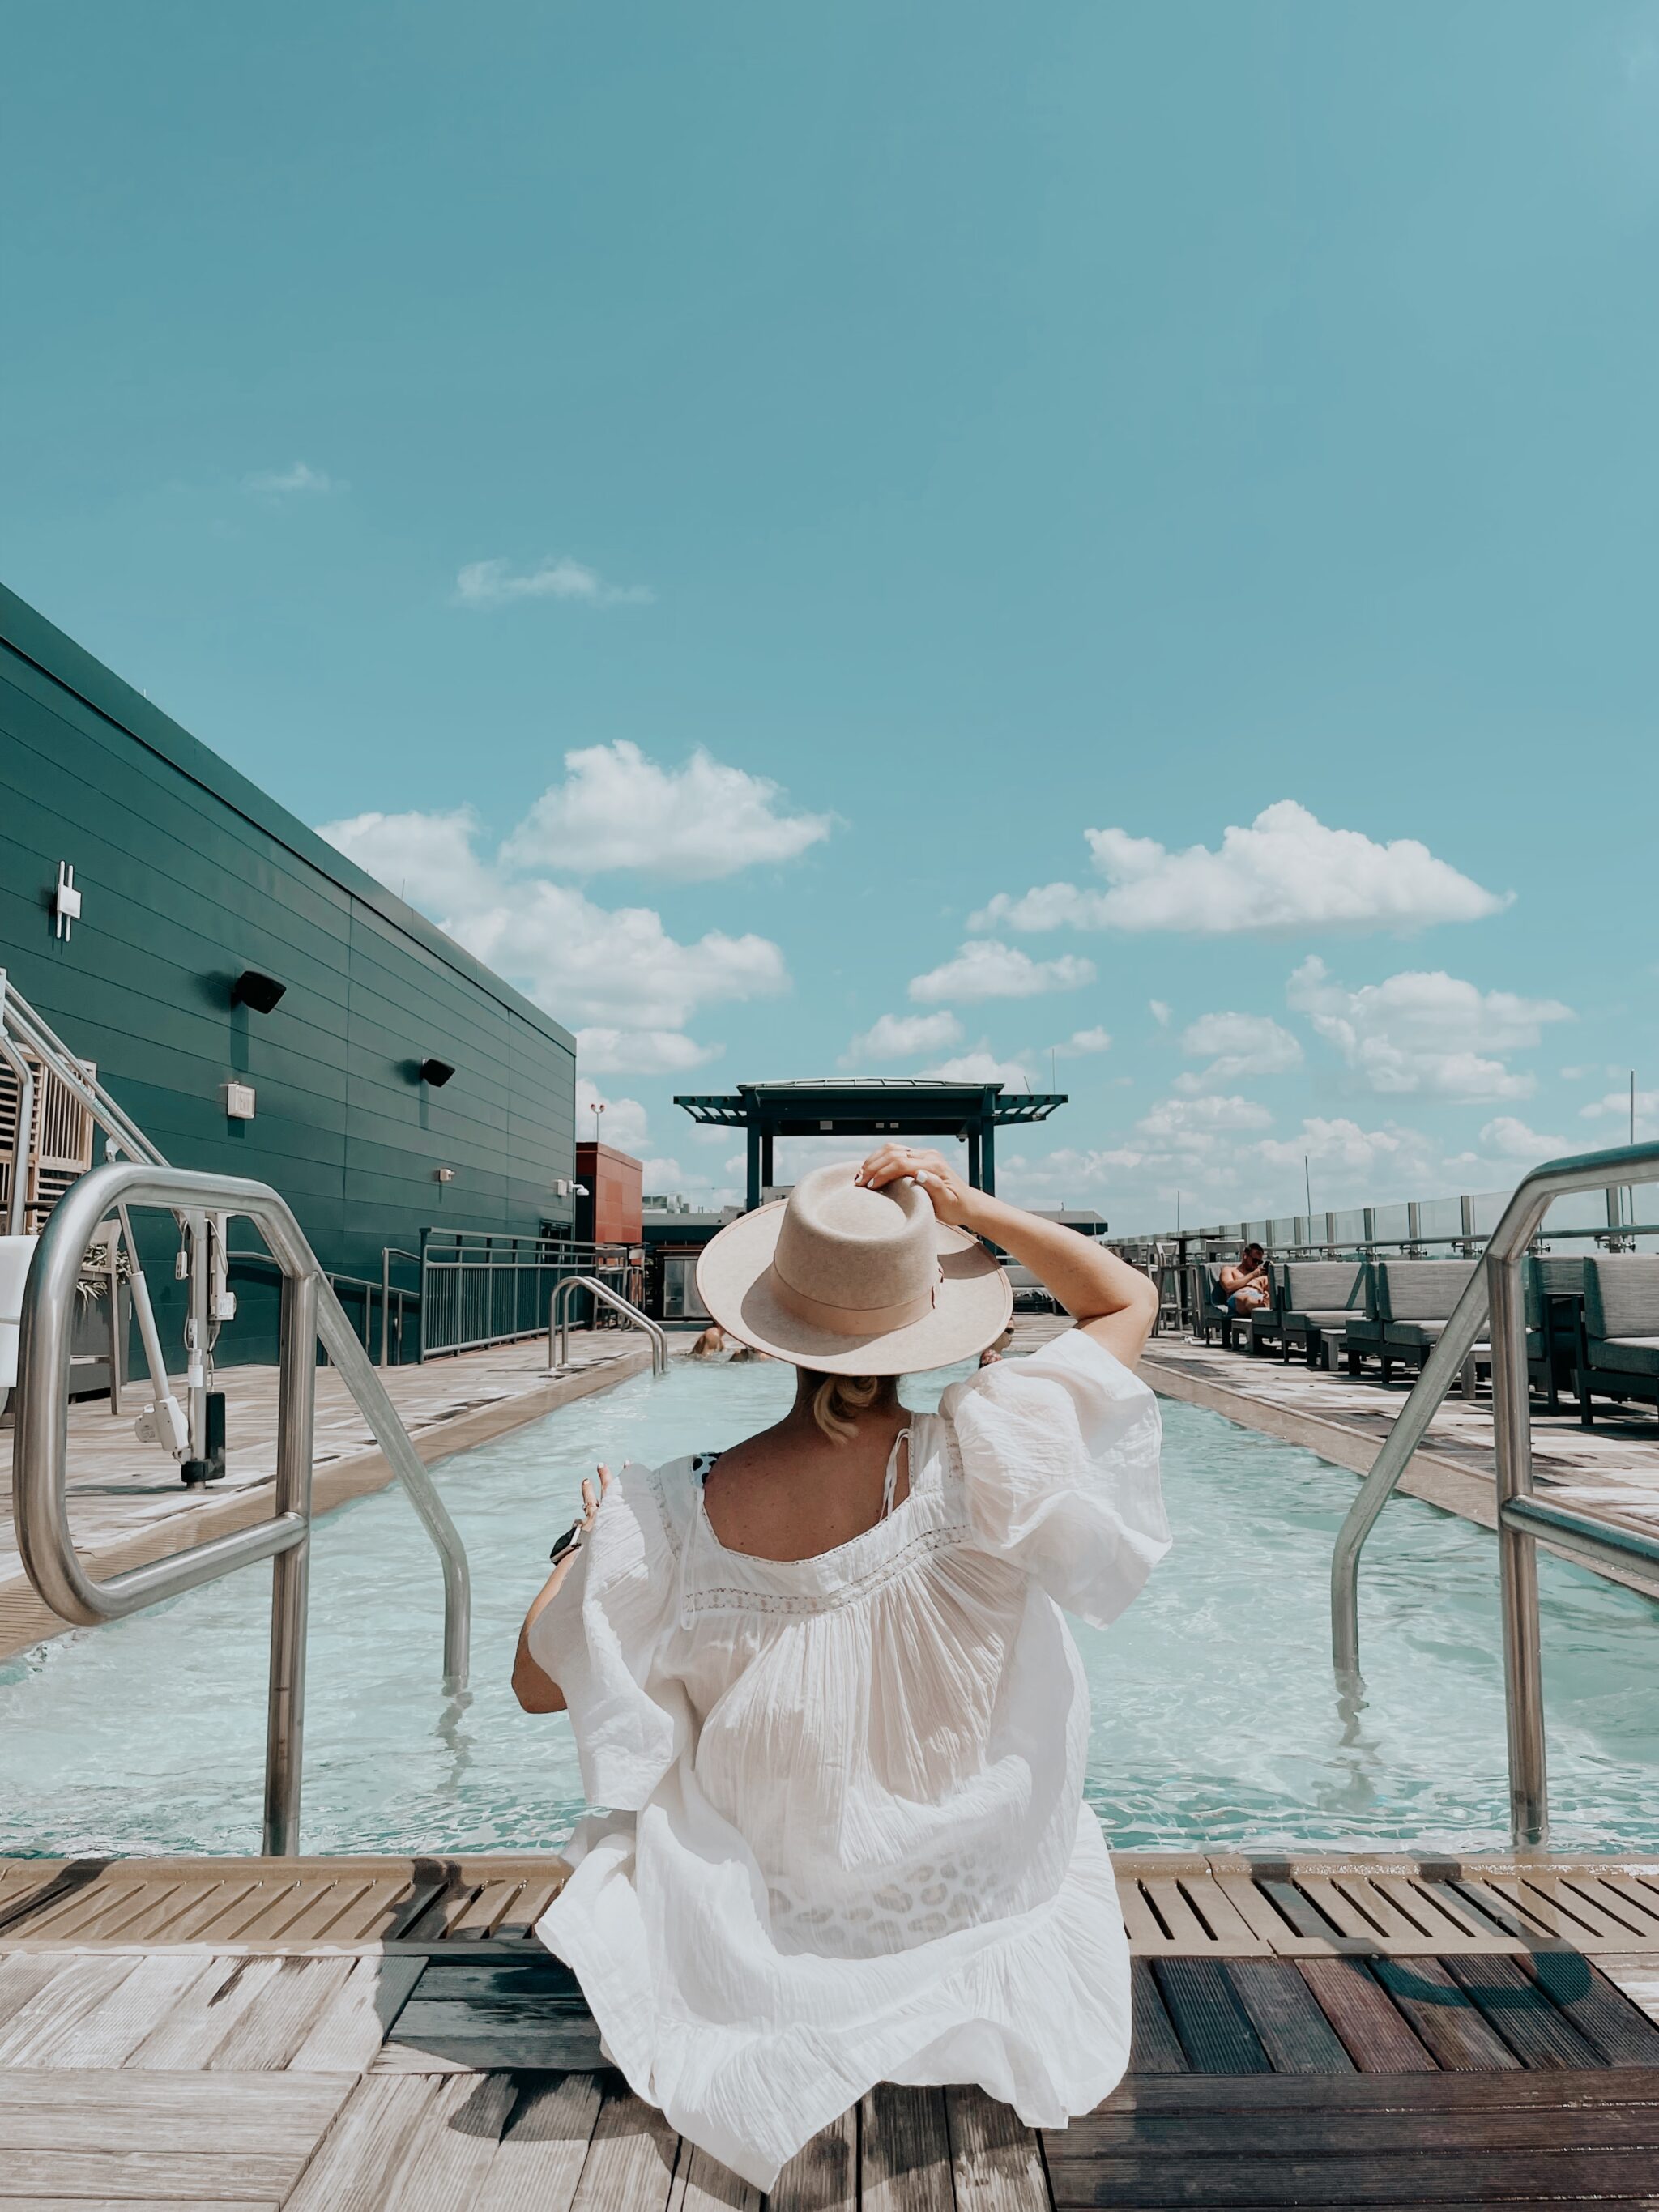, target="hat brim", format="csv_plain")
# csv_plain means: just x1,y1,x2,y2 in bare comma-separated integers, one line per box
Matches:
695,1198,1013,1375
